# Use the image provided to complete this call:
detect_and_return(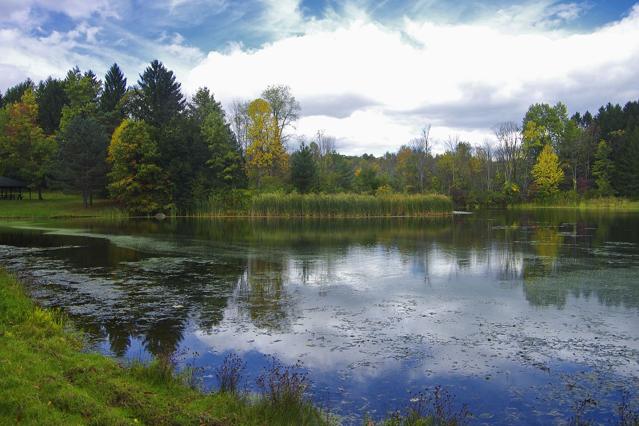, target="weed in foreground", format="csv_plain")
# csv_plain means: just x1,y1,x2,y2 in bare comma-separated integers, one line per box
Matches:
380,385,471,426
256,356,310,407
215,353,246,394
